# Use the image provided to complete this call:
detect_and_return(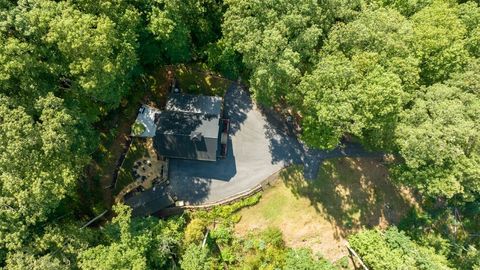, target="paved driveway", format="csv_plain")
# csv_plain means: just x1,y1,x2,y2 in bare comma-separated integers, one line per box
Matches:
169,83,382,205
168,84,304,204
